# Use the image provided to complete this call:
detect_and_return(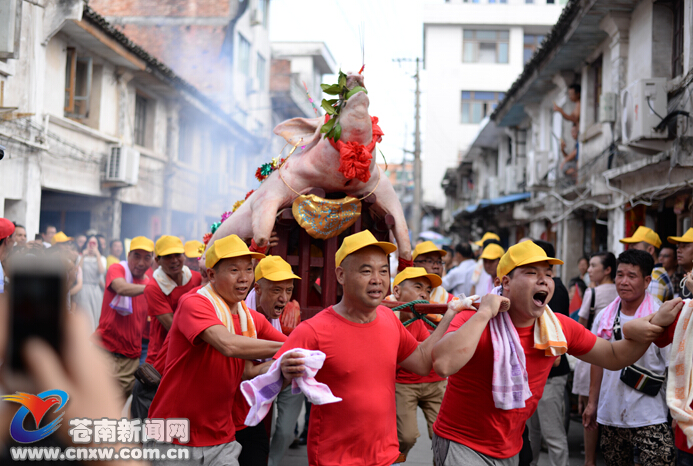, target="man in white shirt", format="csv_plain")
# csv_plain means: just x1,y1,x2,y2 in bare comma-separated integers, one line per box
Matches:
245,256,303,466
583,249,674,466
441,243,476,298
